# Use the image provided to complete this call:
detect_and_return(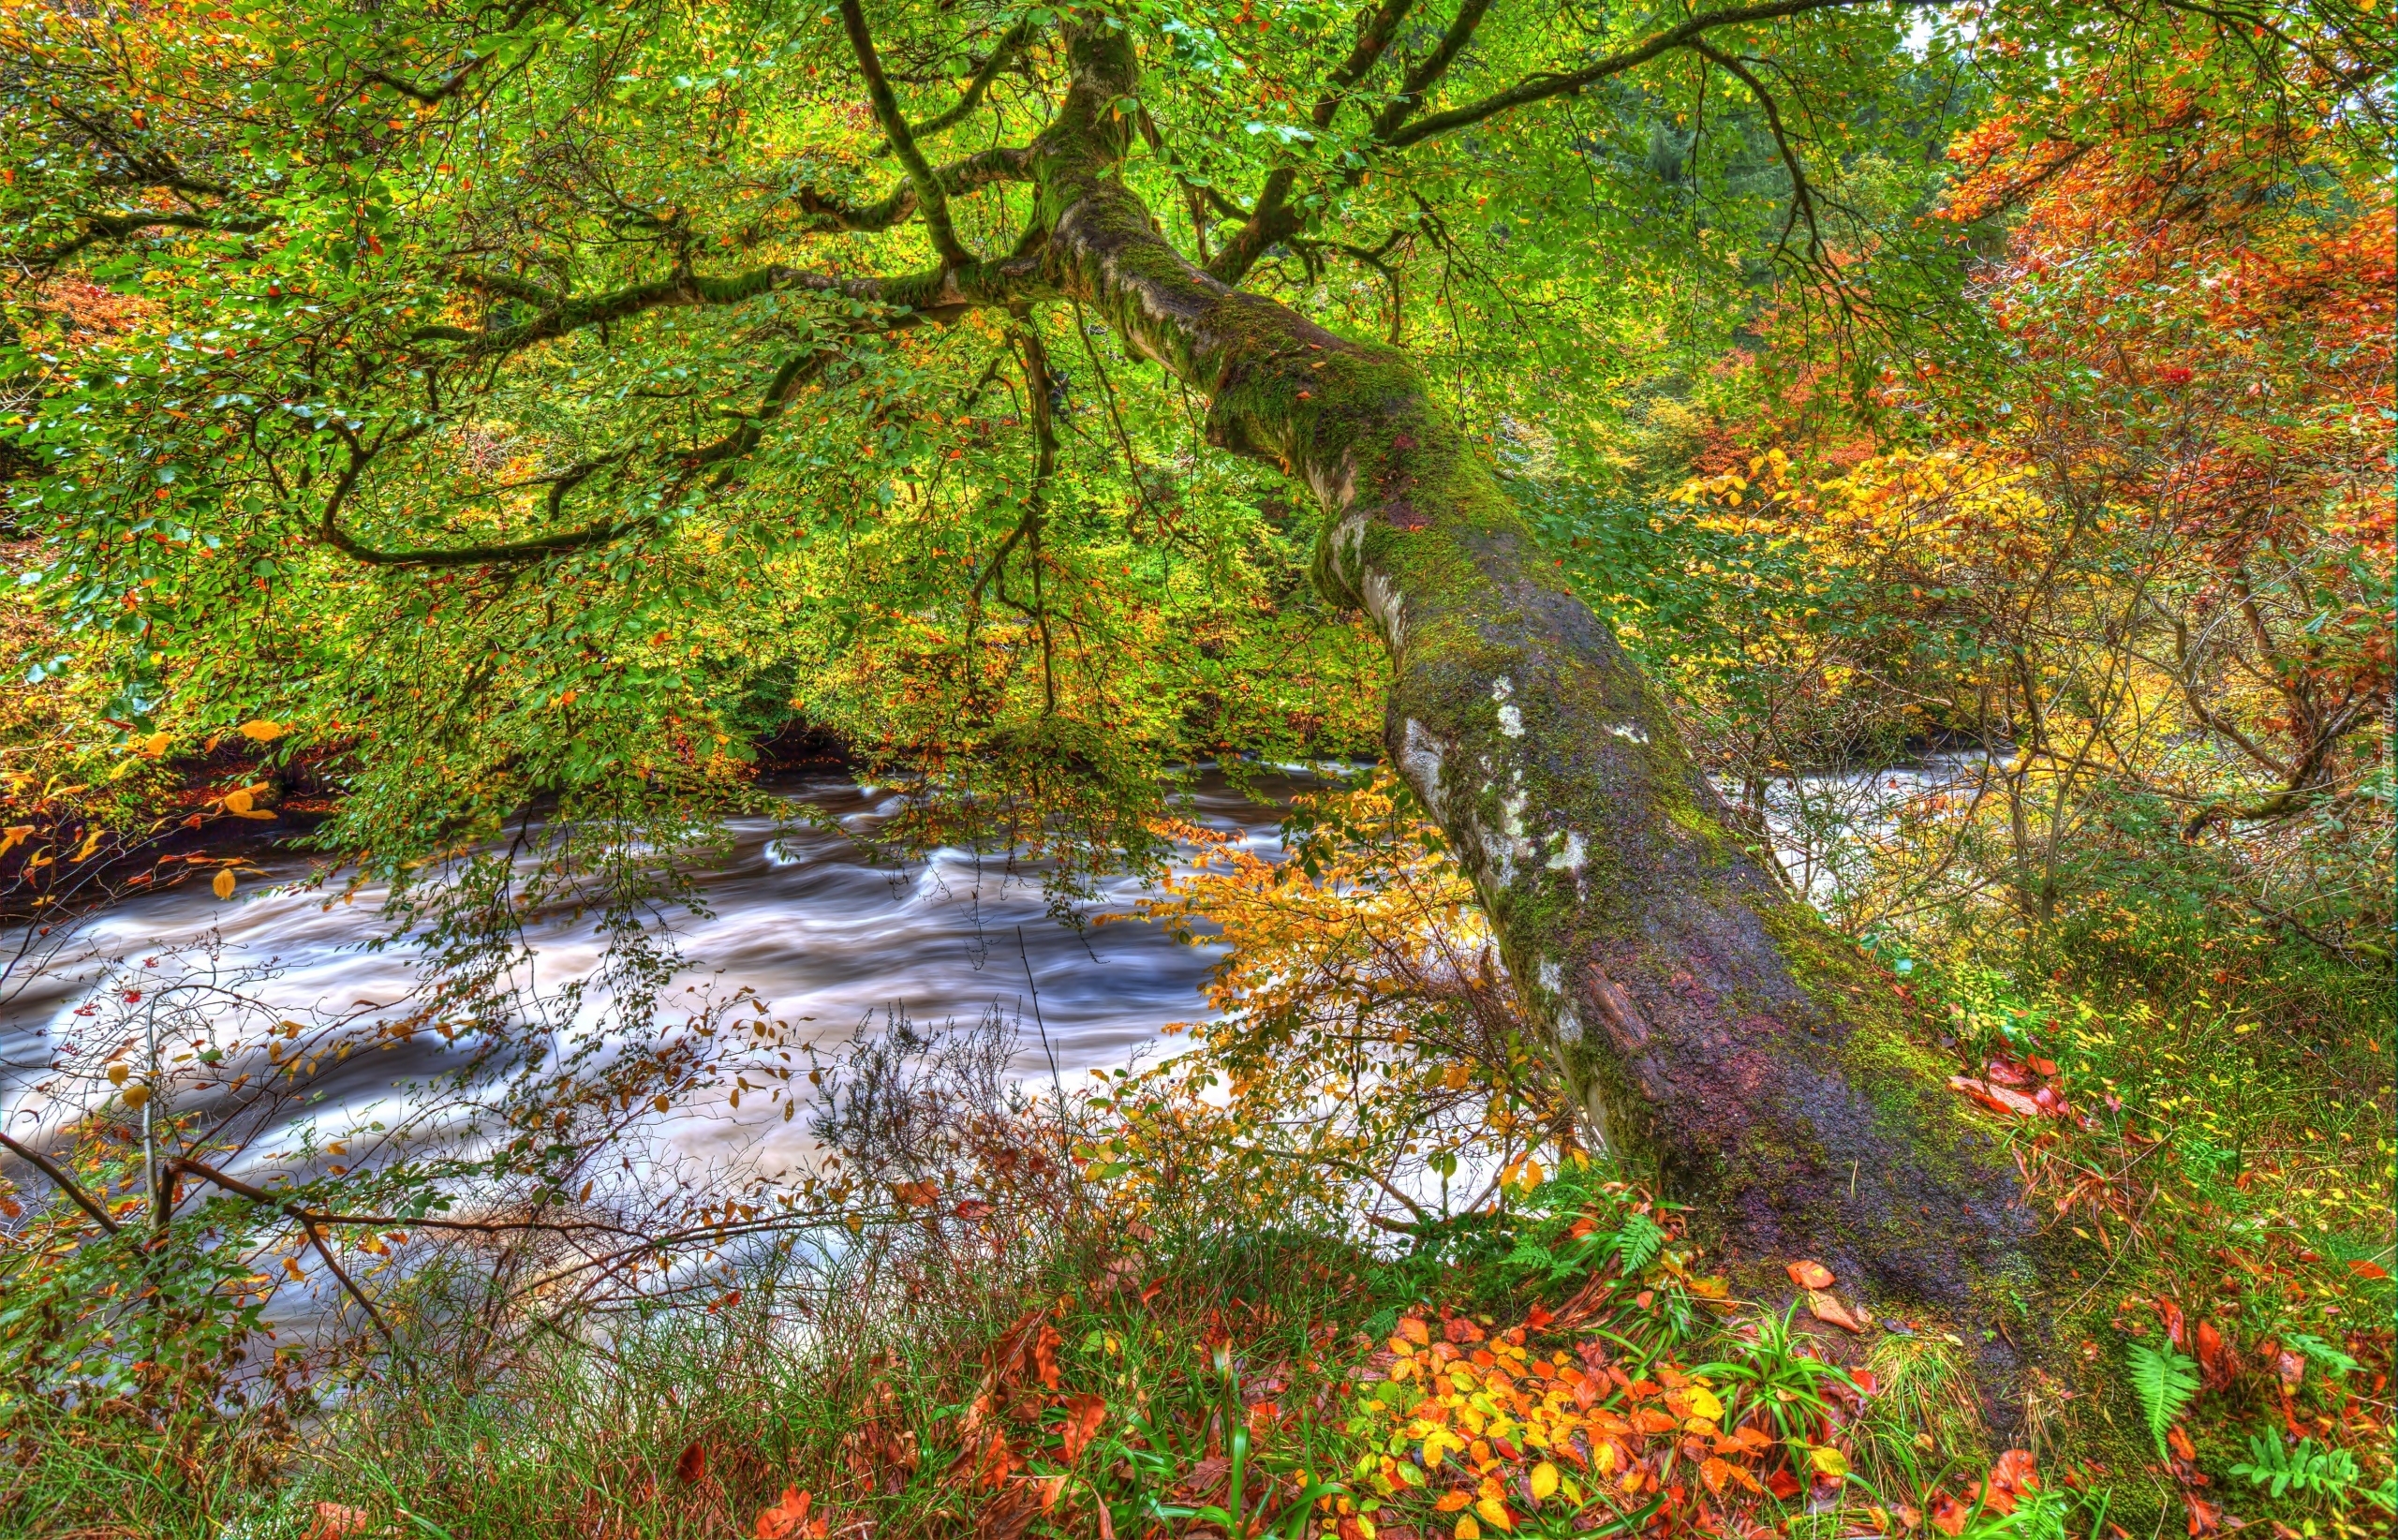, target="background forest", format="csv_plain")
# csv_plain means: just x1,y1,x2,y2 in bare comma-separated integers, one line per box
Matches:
0,0,2389,1538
